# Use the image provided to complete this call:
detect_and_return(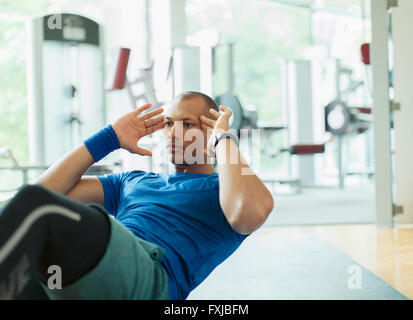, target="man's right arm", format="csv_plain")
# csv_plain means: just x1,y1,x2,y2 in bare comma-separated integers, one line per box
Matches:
34,103,165,205
35,145,105,205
